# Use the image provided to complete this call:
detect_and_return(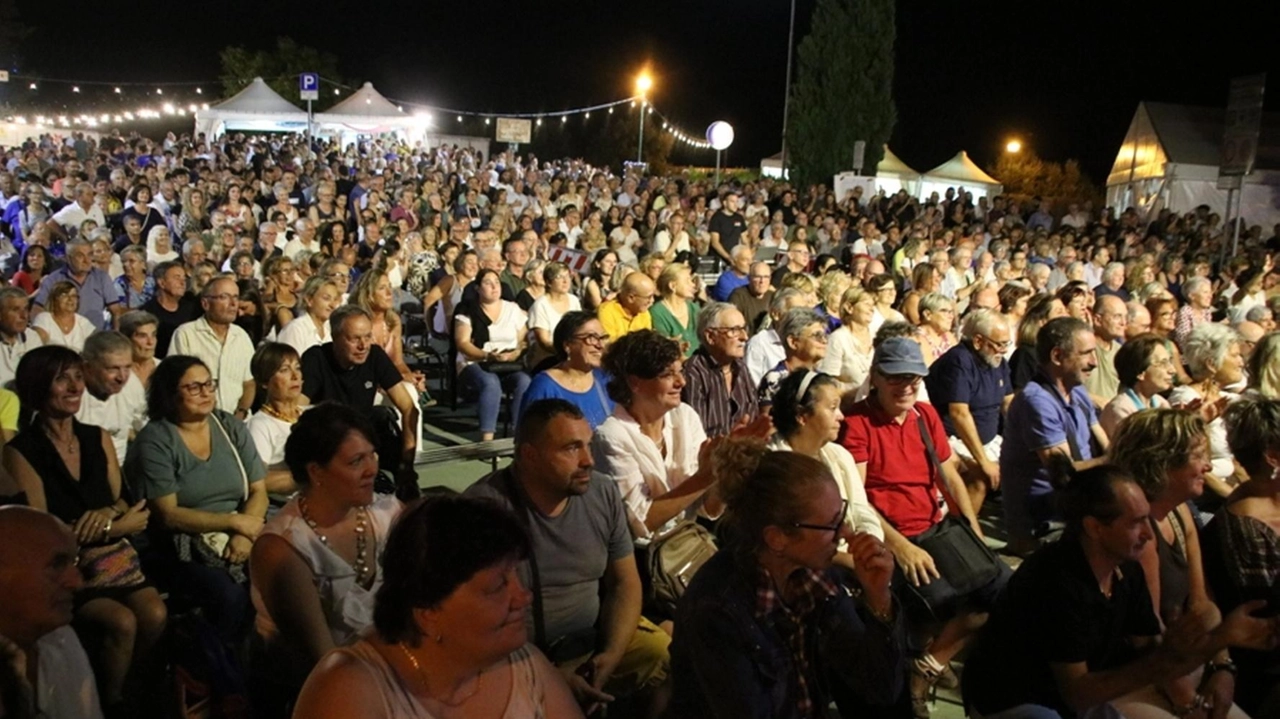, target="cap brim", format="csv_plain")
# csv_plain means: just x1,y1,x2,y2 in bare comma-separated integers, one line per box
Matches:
876,360,929,376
